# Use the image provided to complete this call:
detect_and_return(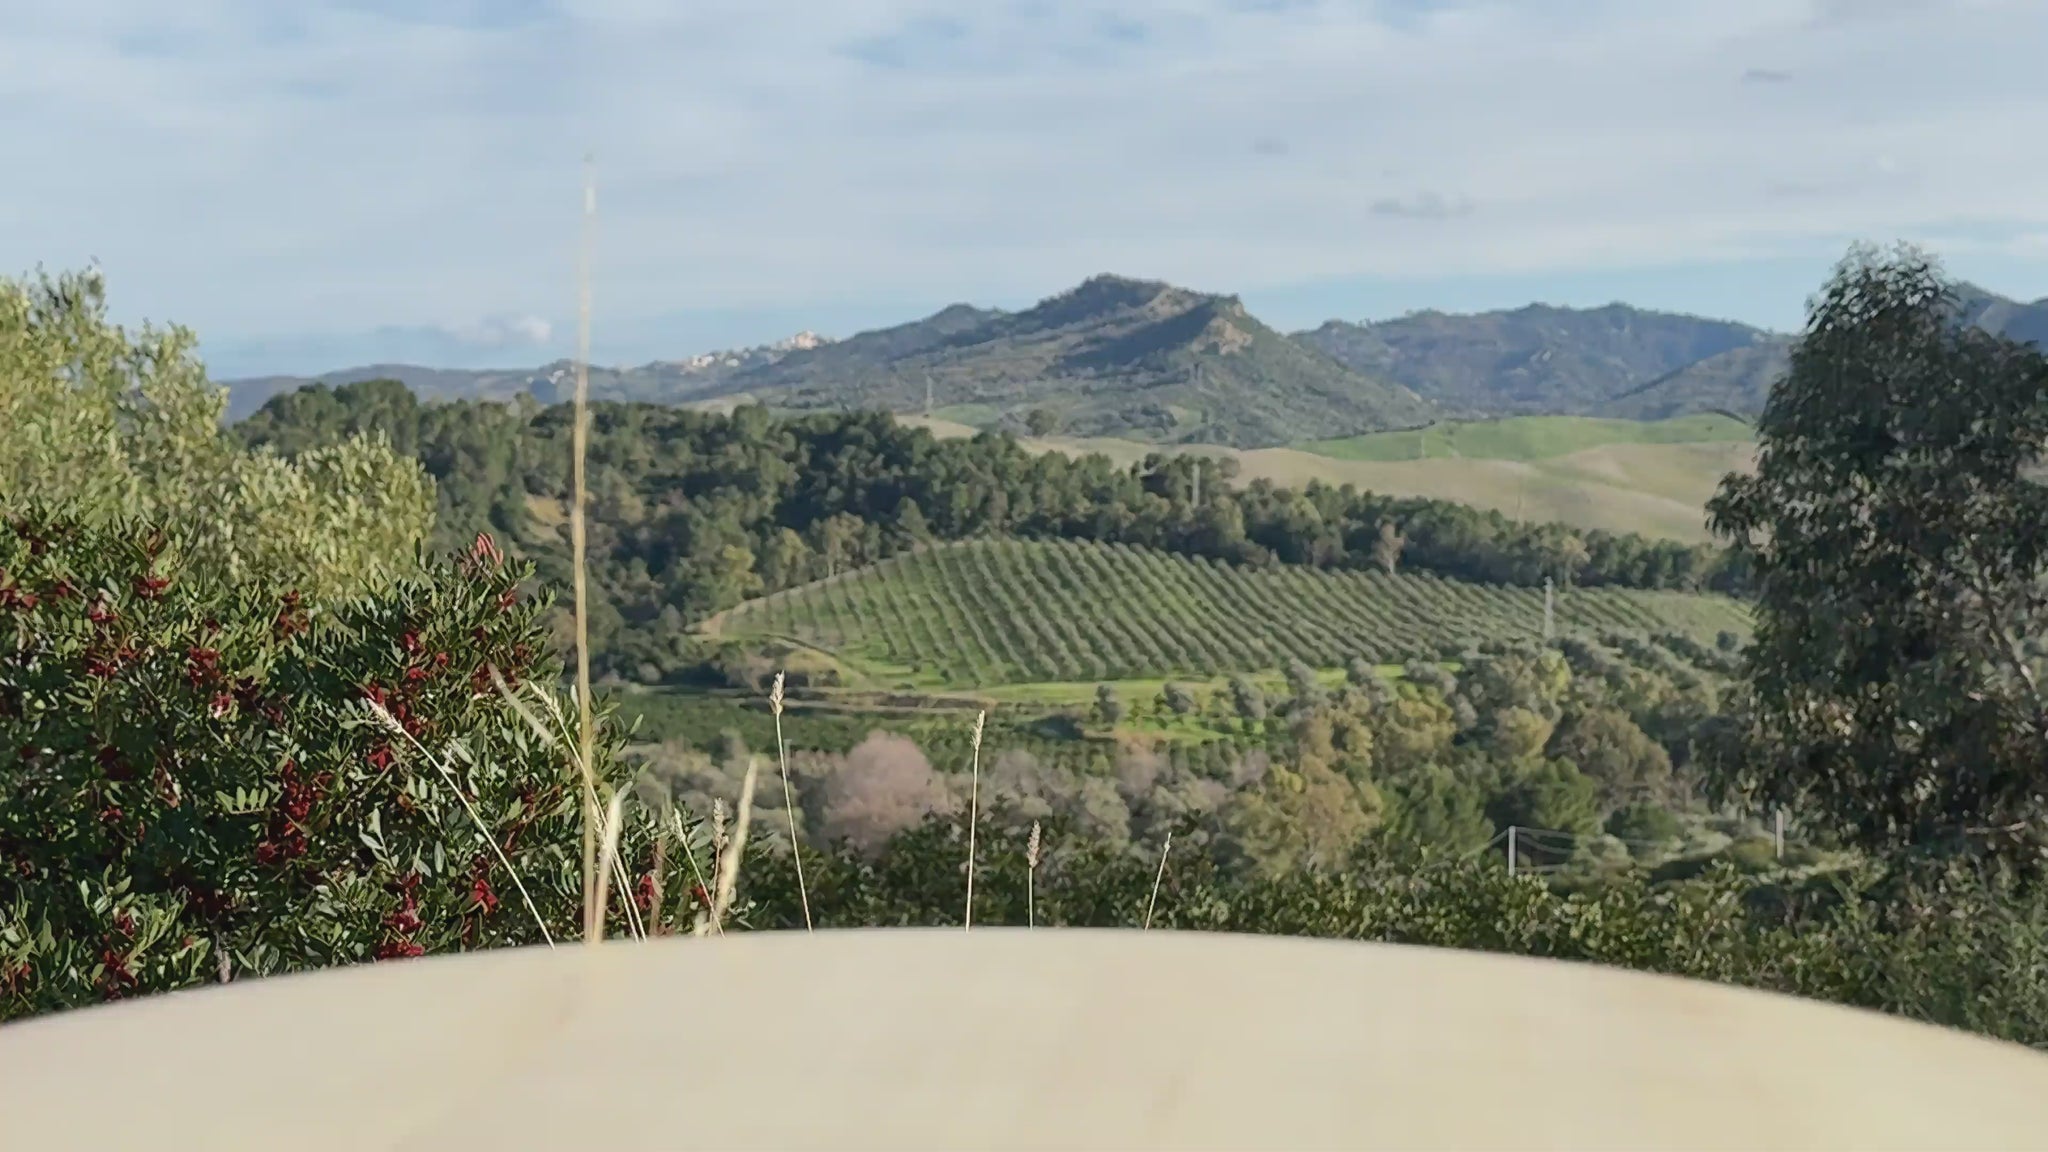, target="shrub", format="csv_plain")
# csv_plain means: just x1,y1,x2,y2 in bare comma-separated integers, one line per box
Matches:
1606,803,1685,848
0,515,655,1021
